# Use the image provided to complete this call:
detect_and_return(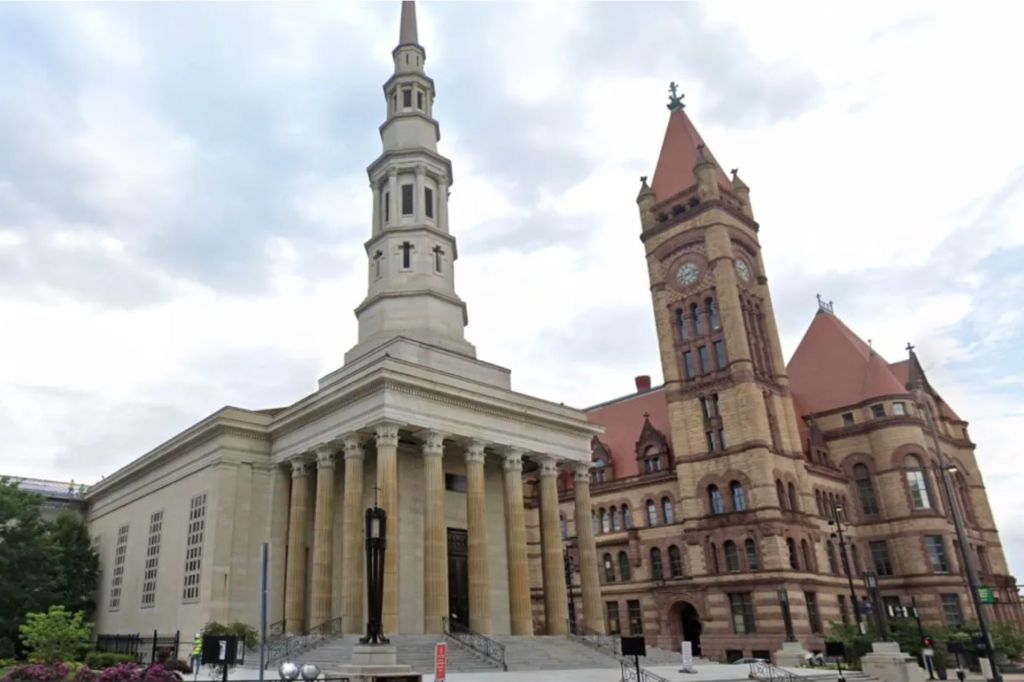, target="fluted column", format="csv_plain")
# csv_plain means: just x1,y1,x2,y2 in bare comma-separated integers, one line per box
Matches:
371,183,381,235
284,459,311,634
340,435,365,634
465,440,493,634
502,448,533,635
309,446,337,628
422,430,448,633
539,455,569,634
573,464,605,634
375,422,400,633
437,176,449,233
414,166,426,222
